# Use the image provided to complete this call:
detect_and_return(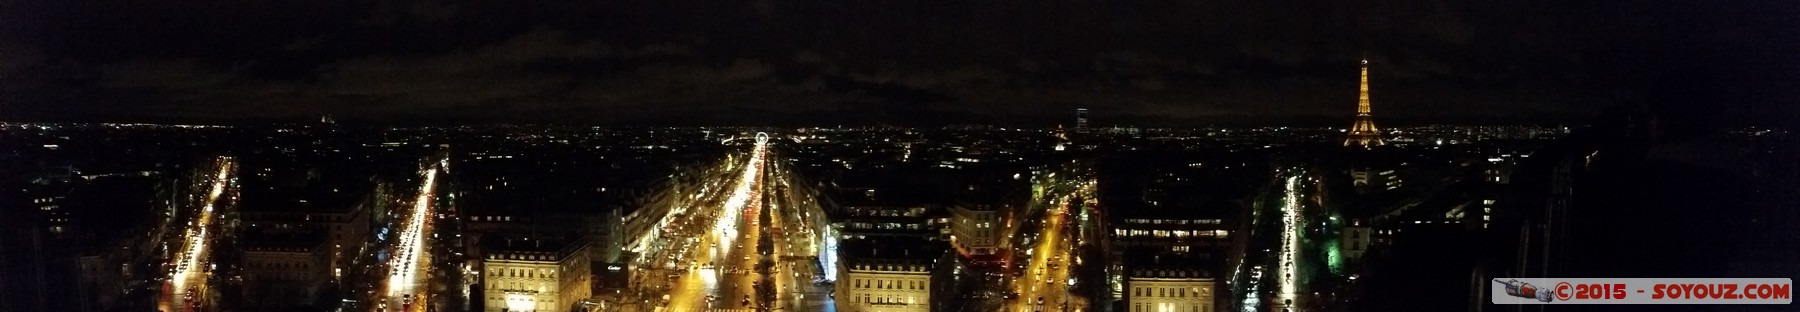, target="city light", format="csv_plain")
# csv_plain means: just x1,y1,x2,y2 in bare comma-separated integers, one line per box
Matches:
1278,175,1301,302
821,227,839,281
167,158,233,310
713,140,766,253
387,162,440,306
11,2,1787,308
